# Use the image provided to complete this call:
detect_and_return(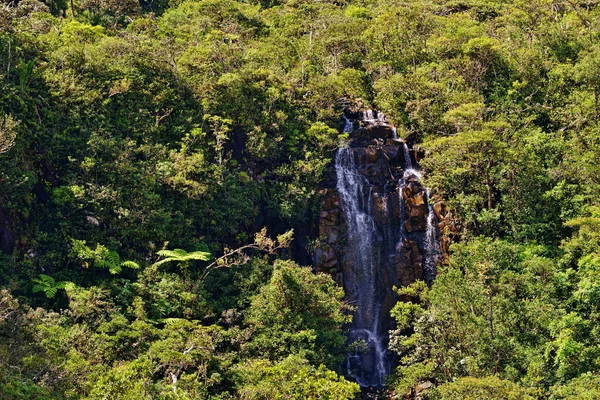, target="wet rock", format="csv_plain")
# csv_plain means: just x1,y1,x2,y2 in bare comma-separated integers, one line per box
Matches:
353,124,395,140
363,146,380,163
320,209,339,226
372,195,388,227
314,245,337,272
395,238,424,286
382,145,399,160
433,201,448,221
